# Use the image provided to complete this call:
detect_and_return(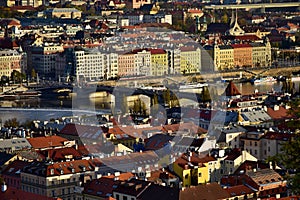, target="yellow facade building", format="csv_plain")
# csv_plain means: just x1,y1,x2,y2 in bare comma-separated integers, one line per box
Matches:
173,152,215,187
179,47,201,74
150,49,168,76
213,45,234,71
